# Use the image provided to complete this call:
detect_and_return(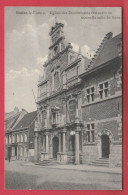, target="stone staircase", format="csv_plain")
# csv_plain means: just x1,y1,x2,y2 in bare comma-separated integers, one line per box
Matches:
88,158,110,167
35,158,61,166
